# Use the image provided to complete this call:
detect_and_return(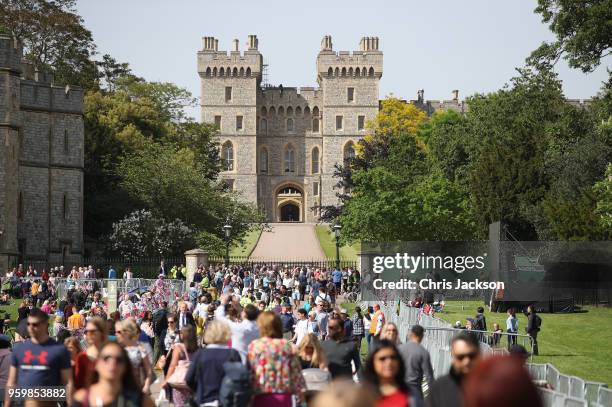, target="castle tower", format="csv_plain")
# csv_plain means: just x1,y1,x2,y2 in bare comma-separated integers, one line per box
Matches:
0,35,22,271
197,35,263,207
317,36,383,209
